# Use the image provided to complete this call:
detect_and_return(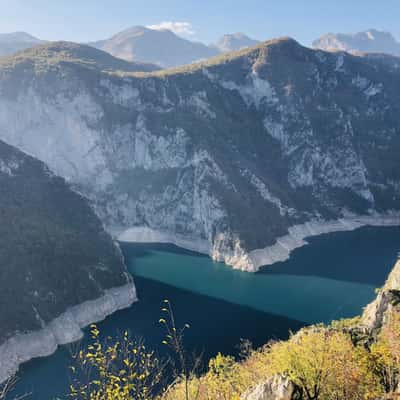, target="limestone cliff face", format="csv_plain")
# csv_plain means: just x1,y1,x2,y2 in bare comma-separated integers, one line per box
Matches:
0,40,399,270
362,258,400,331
